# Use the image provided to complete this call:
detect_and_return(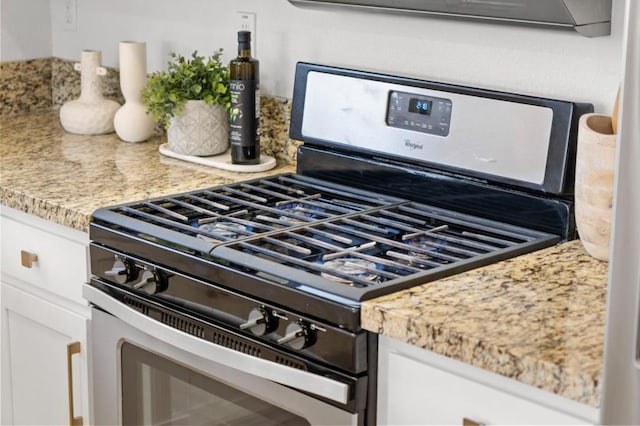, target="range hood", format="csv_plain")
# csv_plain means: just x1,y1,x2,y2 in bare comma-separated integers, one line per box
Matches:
287,0,612,37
